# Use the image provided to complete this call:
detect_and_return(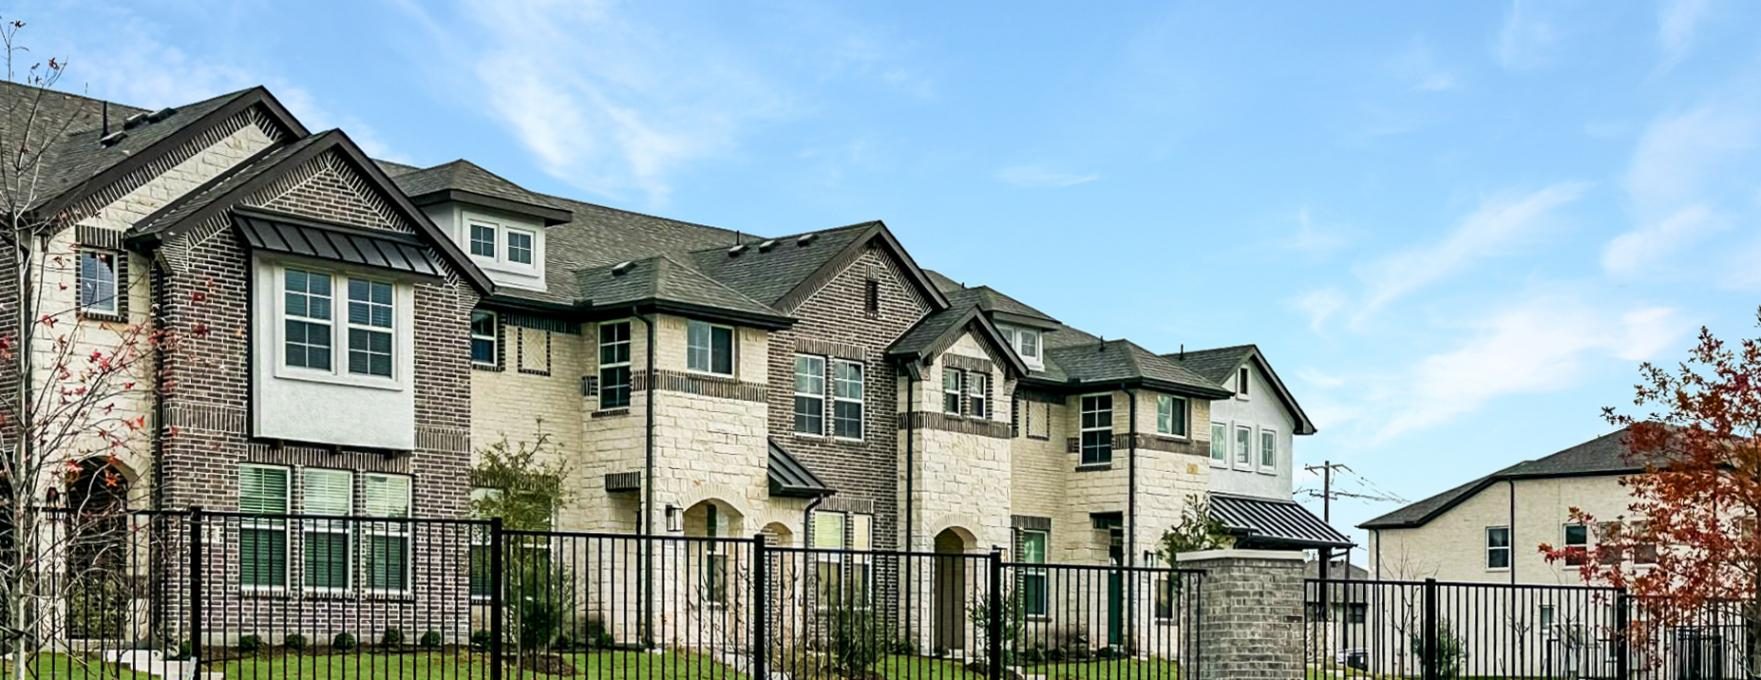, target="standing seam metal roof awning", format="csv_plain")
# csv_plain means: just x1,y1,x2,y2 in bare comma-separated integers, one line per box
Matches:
1209,492,1354,550
768,439,833,498
234,210,445,279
